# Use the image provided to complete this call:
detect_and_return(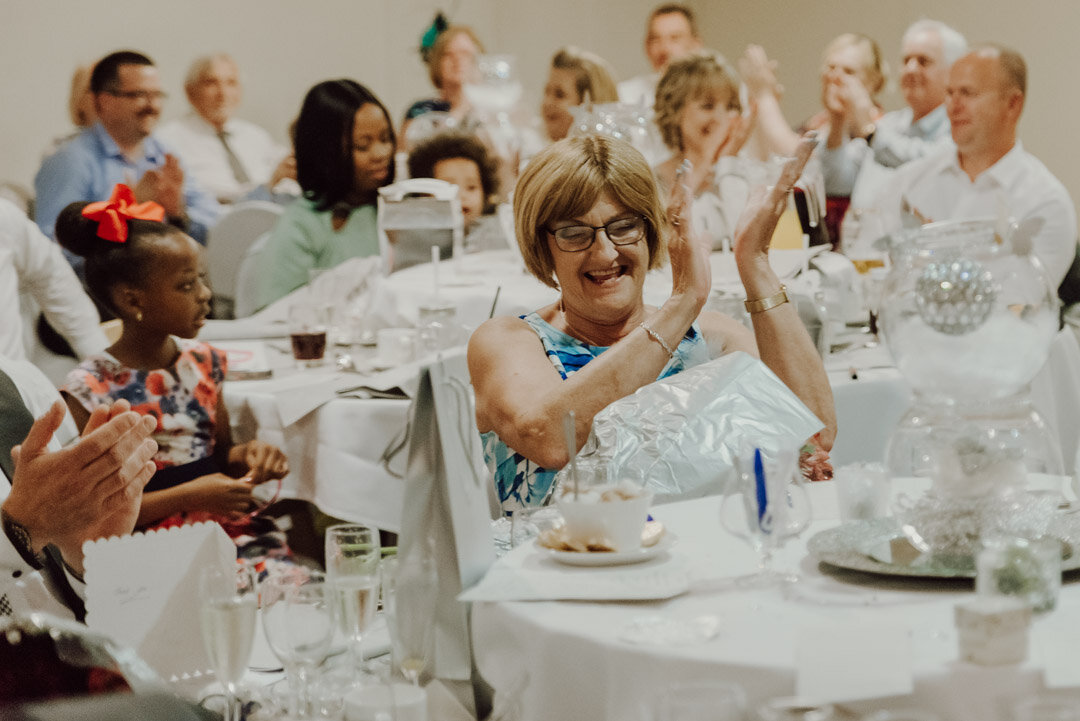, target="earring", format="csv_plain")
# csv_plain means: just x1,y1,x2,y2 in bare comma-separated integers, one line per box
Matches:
135,311,143,322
